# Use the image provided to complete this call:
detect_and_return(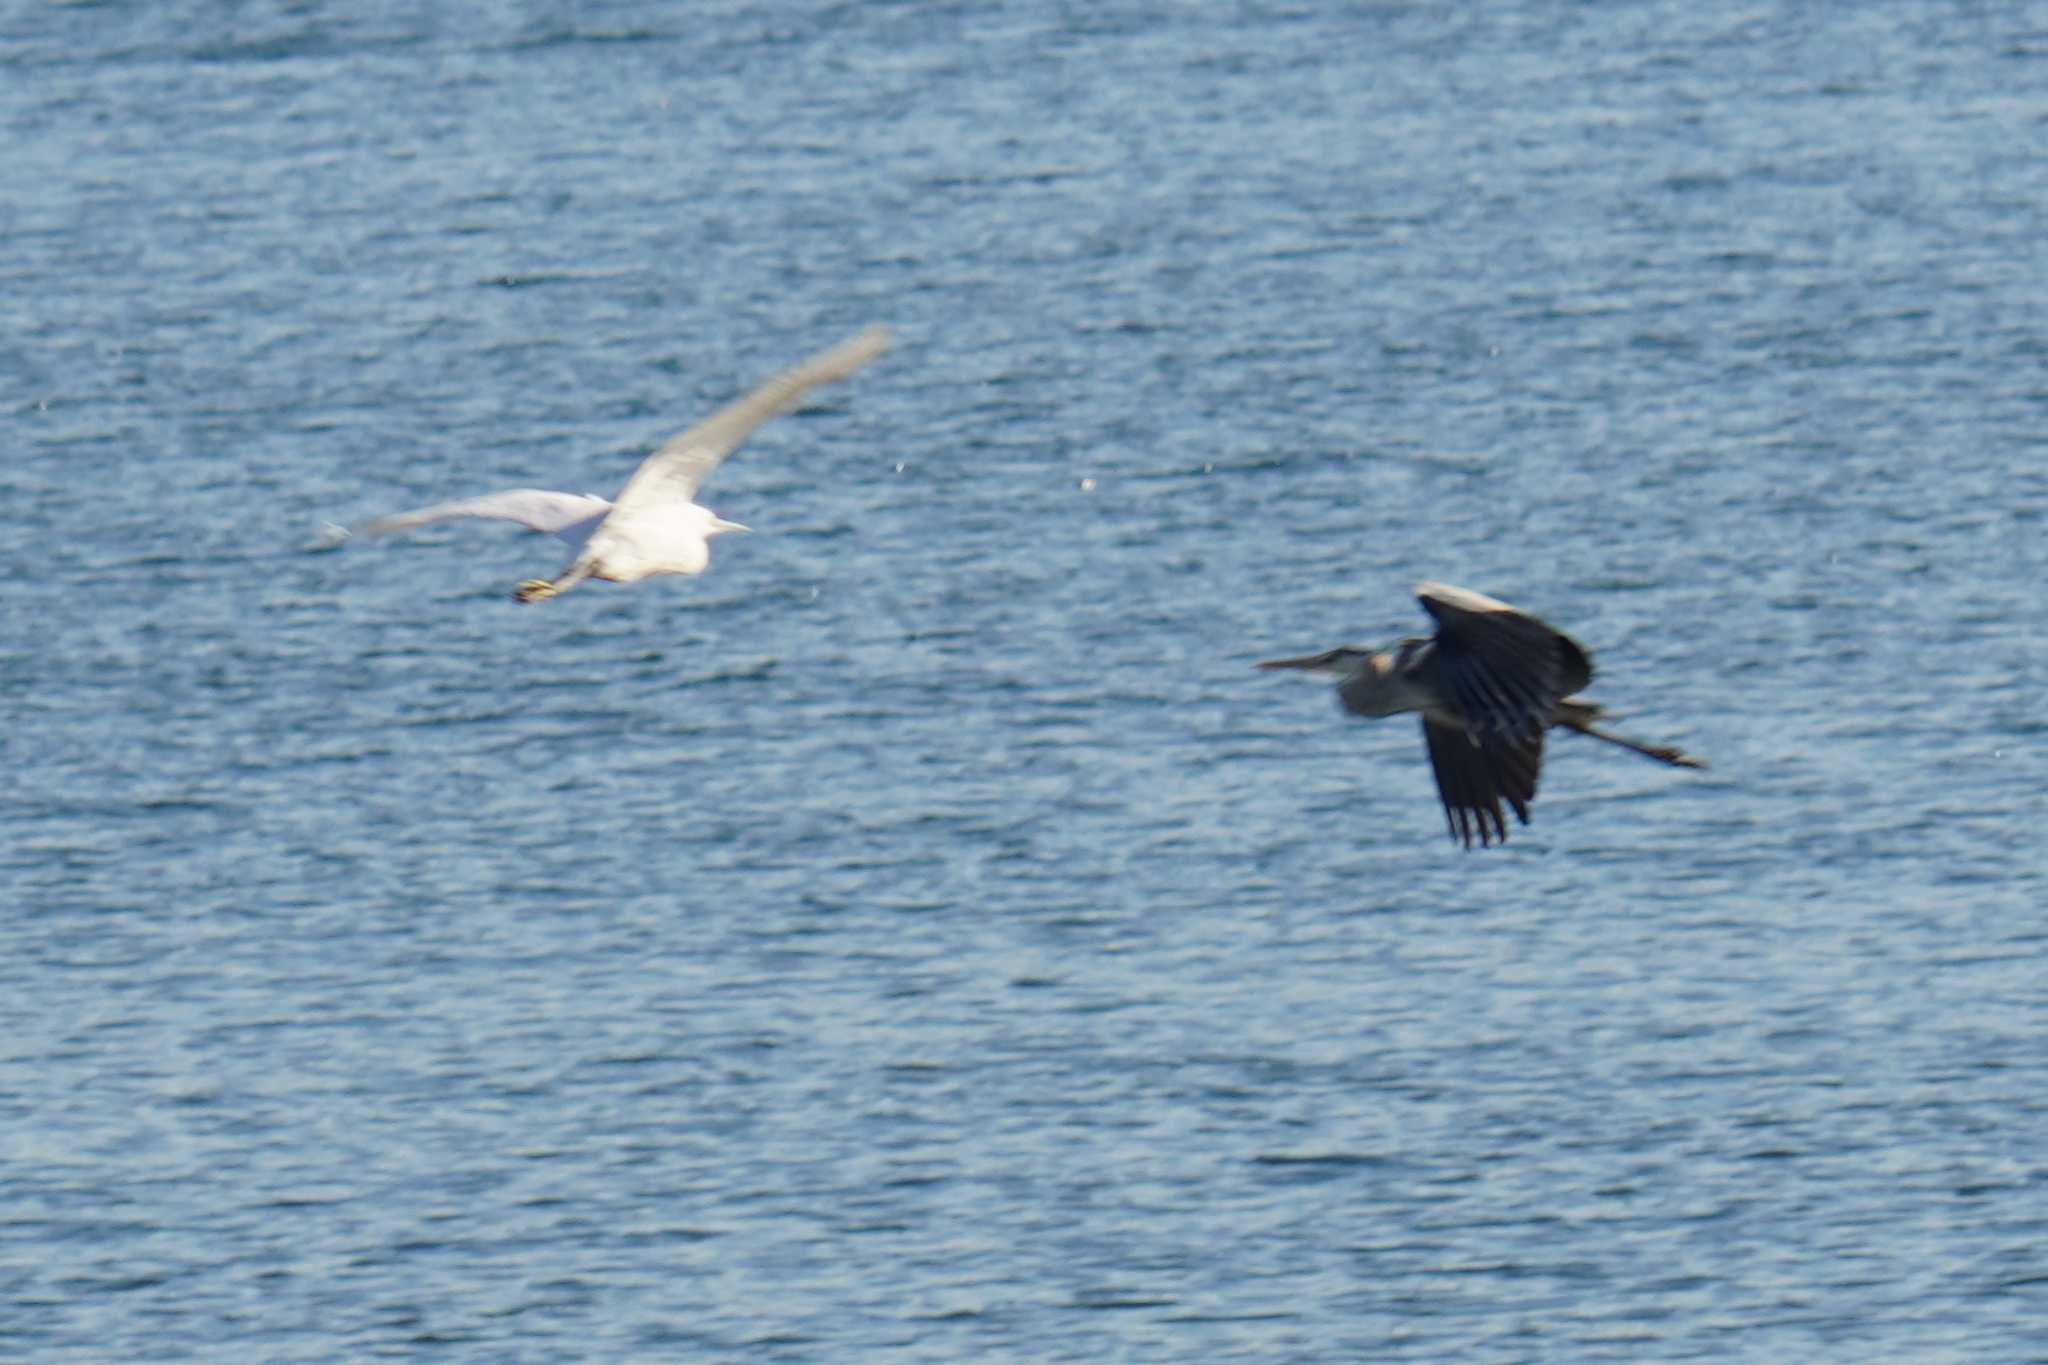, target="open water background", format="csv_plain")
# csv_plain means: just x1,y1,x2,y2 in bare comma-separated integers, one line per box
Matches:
5,2,2047,1359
